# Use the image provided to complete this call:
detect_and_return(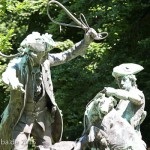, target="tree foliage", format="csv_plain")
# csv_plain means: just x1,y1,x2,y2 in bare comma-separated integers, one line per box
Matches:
0,0,150,146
